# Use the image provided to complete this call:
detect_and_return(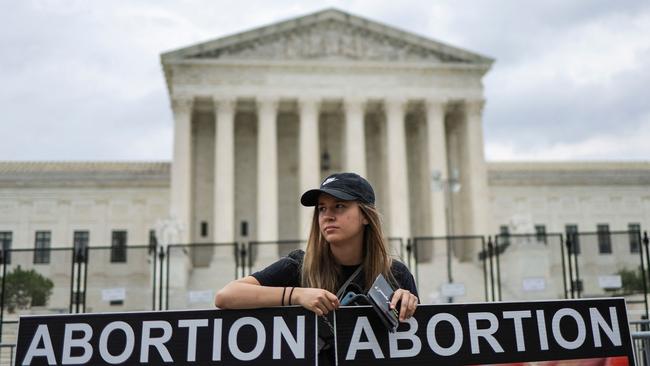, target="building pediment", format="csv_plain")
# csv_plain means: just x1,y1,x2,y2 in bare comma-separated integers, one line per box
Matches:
161,8,493,65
